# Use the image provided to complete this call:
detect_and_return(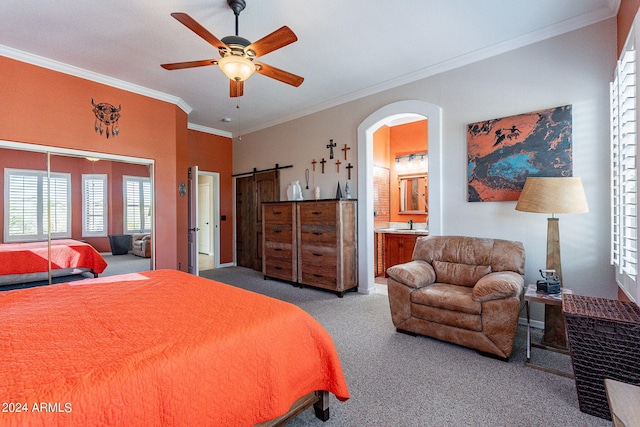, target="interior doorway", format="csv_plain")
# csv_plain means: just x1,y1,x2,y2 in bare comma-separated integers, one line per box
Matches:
188,167,220,275
357,100,443,294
